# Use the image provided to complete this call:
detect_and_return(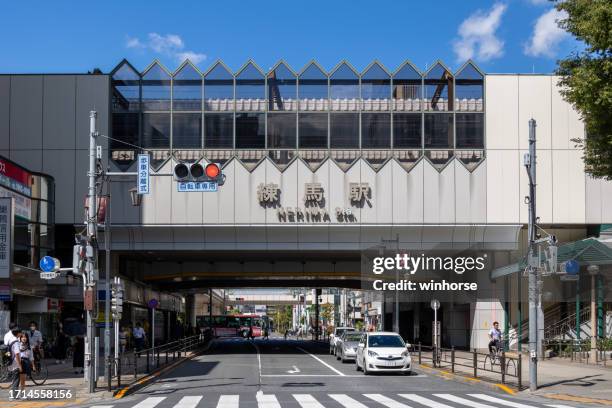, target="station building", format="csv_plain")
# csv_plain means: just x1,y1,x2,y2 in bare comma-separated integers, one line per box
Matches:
0,58,611,349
